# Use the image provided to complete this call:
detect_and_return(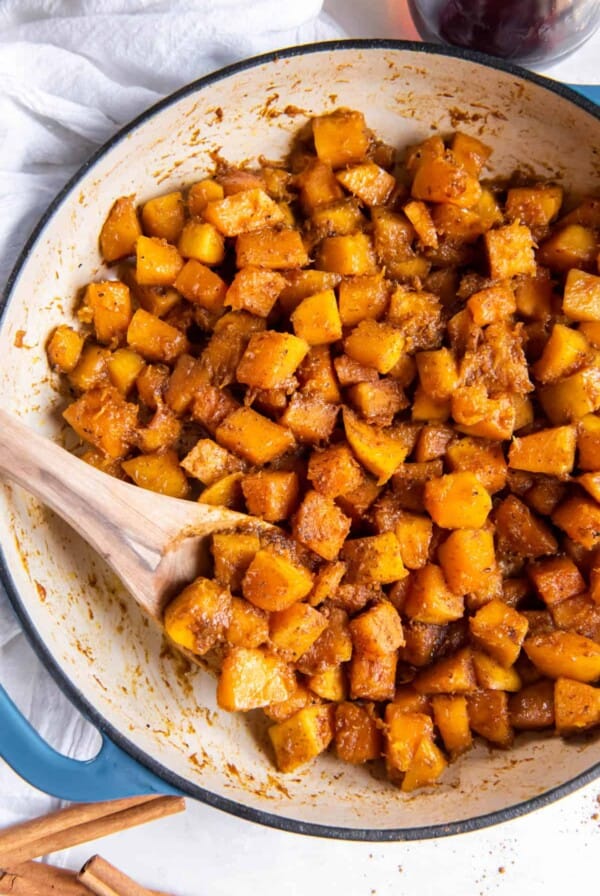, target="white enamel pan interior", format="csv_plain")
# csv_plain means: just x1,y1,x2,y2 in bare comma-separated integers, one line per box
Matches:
1,40,599,840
